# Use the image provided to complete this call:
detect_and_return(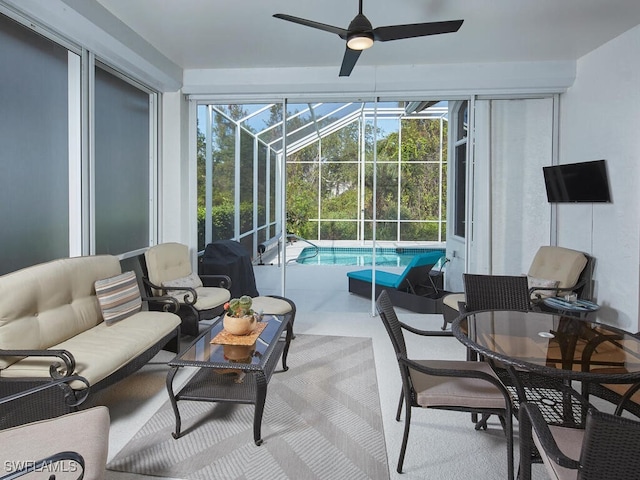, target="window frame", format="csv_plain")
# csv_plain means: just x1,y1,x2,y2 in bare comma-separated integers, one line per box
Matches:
451,100,469,240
